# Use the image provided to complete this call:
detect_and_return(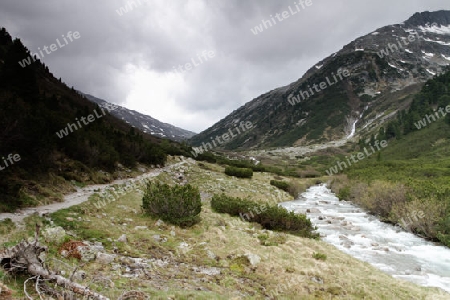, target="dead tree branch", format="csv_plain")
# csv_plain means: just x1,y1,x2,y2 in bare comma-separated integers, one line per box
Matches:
1,224,109,300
